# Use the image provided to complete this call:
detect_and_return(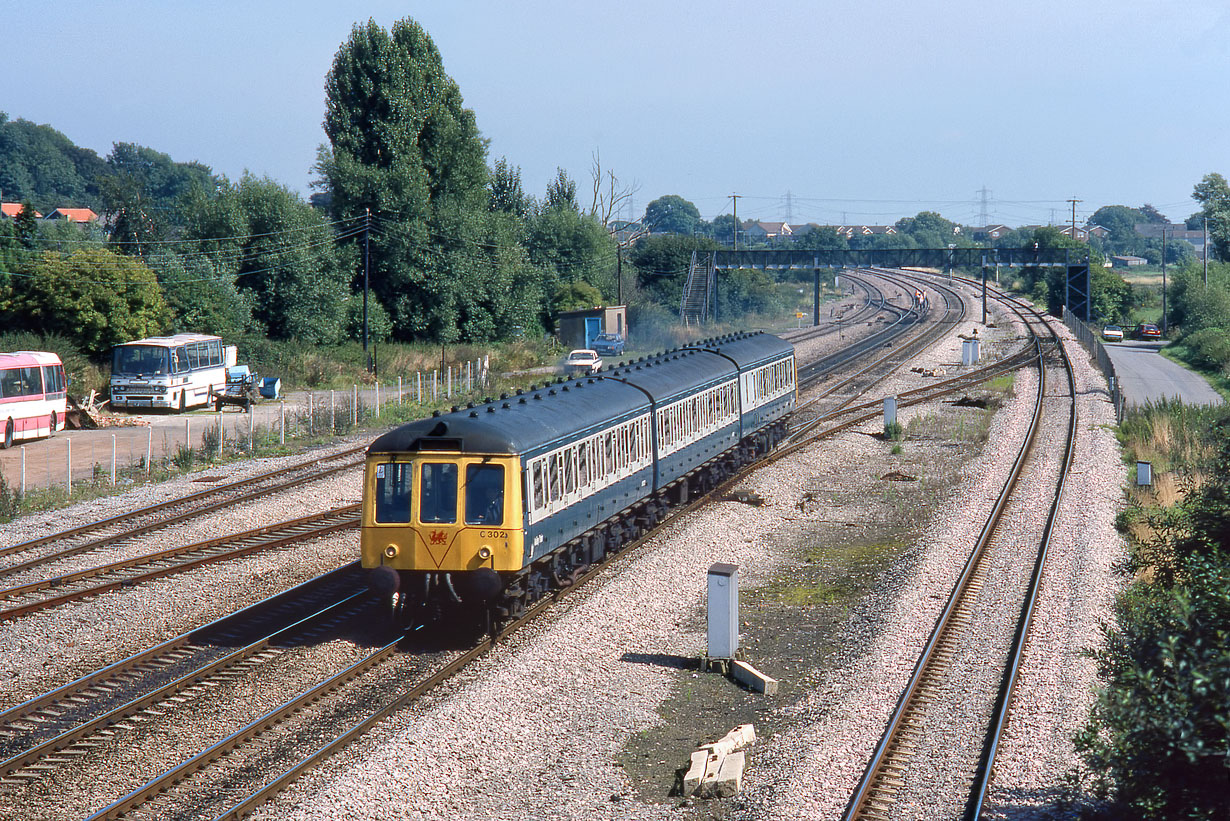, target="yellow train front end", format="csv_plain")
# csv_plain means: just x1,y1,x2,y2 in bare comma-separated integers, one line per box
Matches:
361,451,524,606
